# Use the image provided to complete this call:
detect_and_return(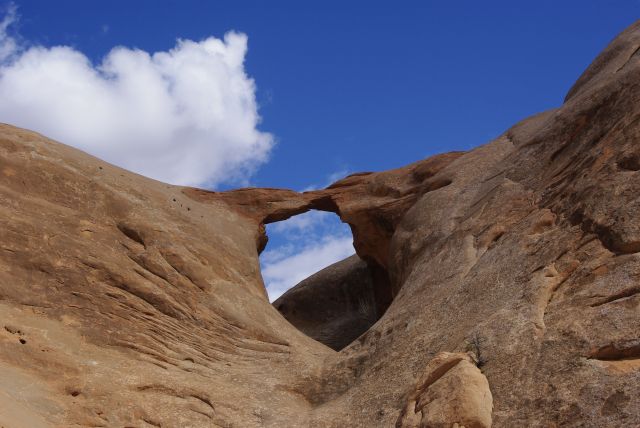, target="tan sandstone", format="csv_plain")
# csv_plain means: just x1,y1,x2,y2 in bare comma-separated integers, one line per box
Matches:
1,19,640,428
